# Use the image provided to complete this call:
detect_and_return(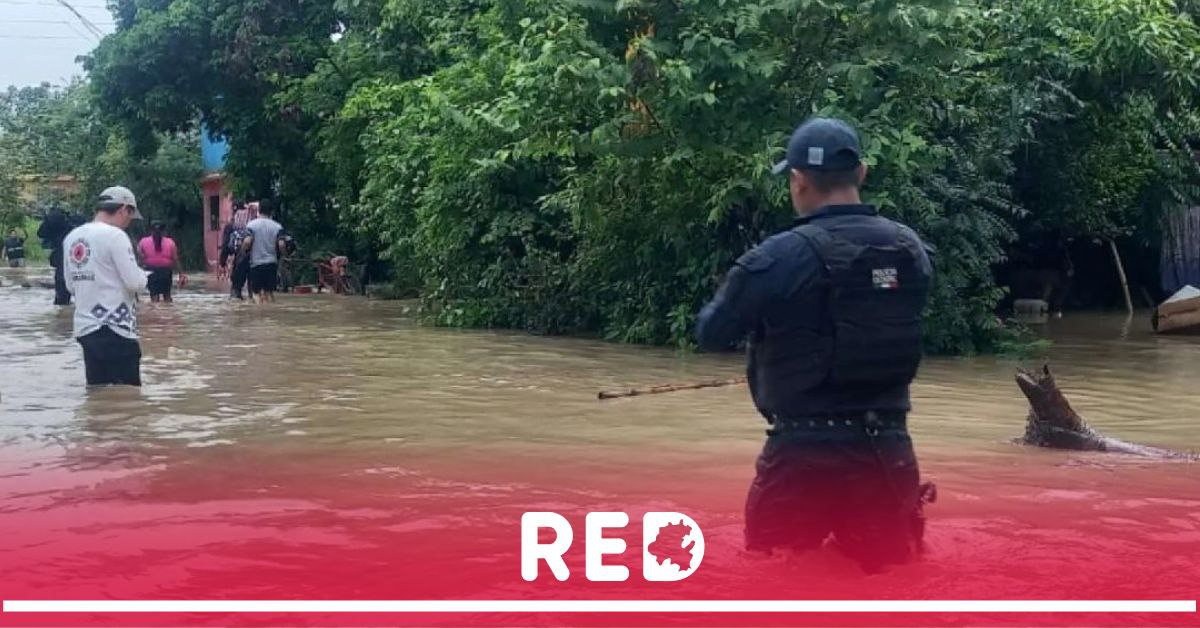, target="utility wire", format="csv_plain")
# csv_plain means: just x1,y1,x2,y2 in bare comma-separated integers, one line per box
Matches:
5,18,114,24
59,18,97,41
0,34,81,39
0,0,108,7
48,0,105,40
